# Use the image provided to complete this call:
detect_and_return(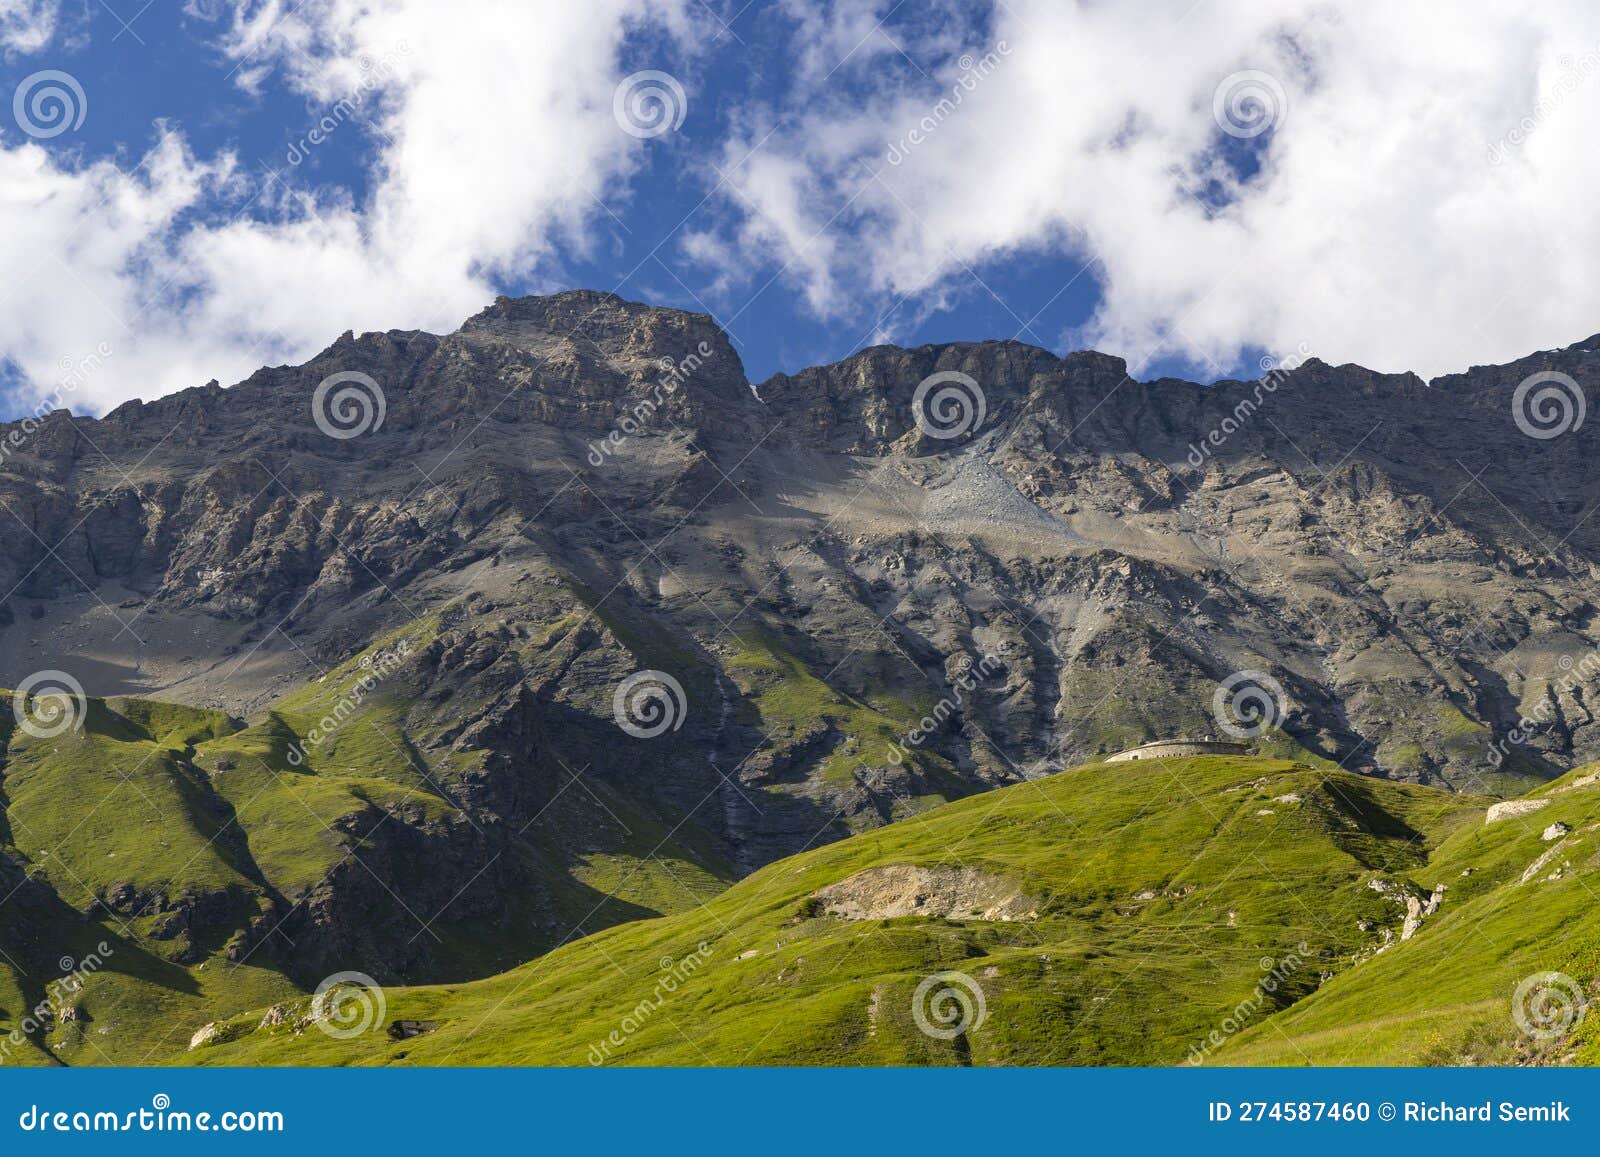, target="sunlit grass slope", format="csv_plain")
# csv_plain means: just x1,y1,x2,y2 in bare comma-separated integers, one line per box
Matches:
188,756,1513,1066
